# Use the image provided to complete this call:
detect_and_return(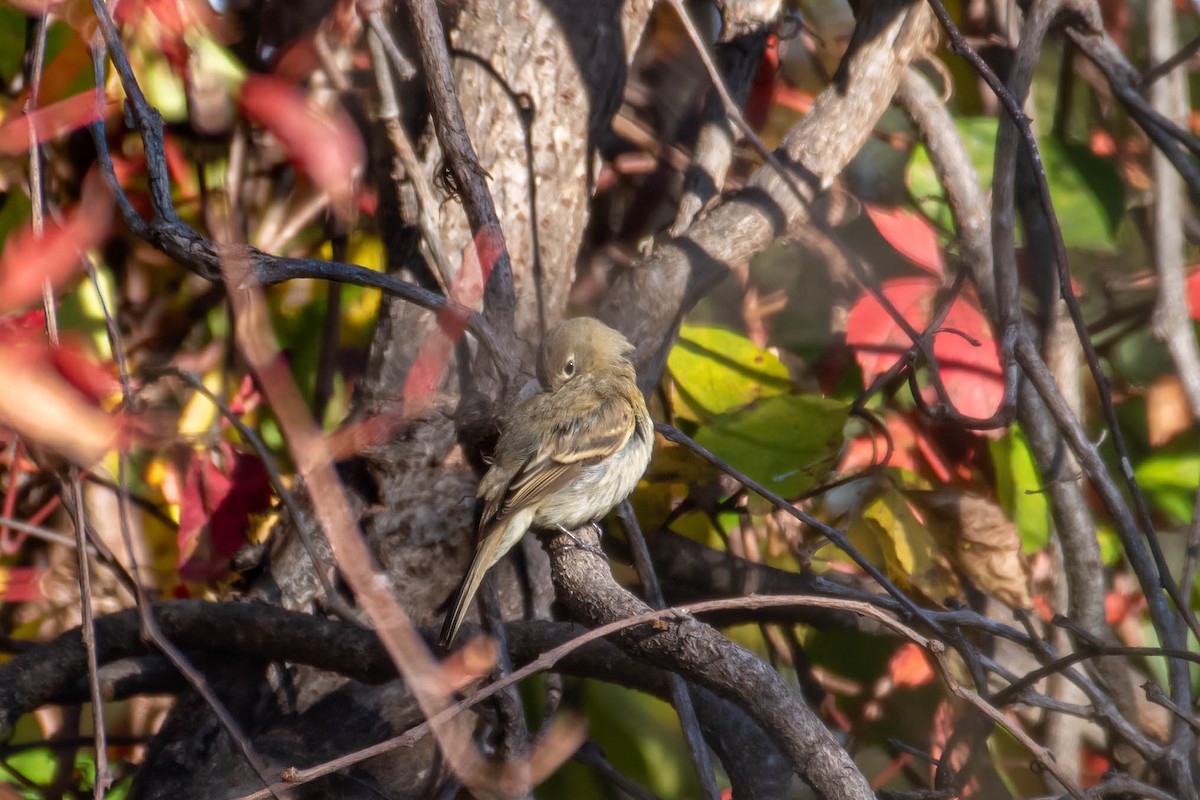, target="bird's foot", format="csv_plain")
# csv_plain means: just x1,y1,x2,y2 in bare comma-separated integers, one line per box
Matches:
554,524,609,563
